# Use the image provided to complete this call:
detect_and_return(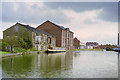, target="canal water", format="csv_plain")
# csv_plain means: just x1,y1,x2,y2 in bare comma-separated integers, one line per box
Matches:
1,51,118,78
